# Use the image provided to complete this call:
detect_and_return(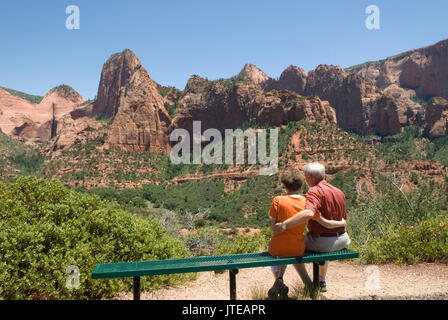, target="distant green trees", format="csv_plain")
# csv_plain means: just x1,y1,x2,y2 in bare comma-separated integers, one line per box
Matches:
372,125,448,165
0,86,43,104
142,180,225,213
